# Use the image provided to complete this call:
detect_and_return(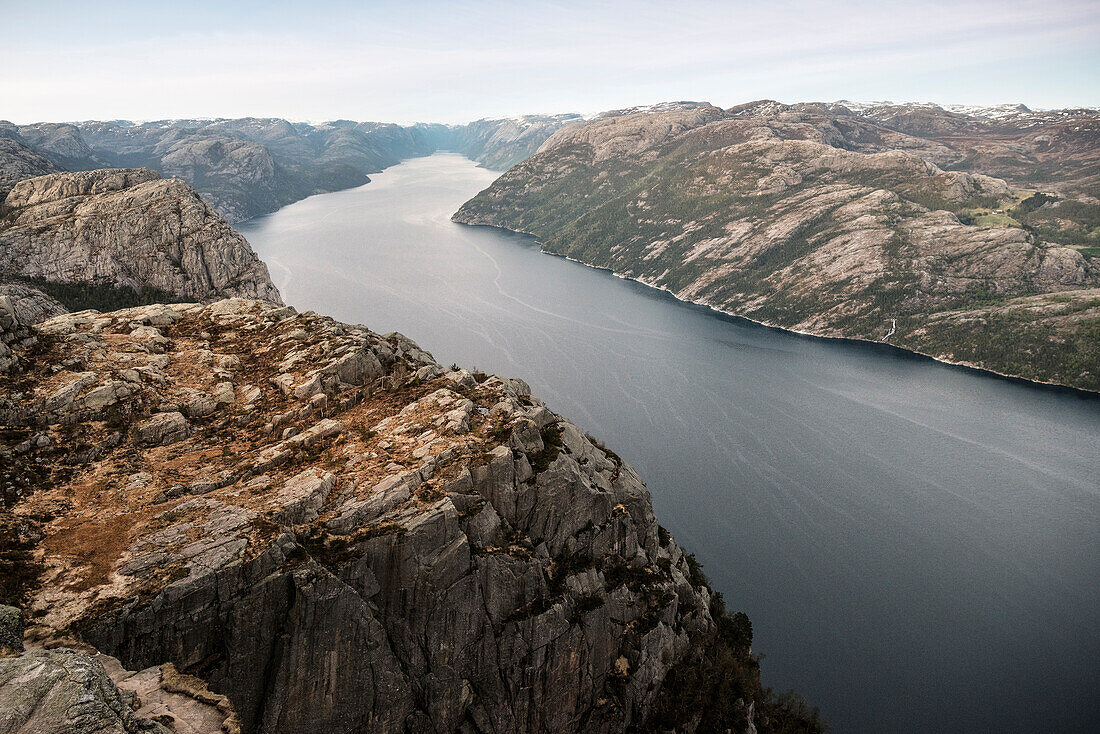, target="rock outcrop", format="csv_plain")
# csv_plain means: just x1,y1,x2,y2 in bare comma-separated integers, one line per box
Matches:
0,605,236,734
0,298,817,733
0,169,283,305
0,295,40,374
0,281,68,325
454,102,1100,391
0,138,64,197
